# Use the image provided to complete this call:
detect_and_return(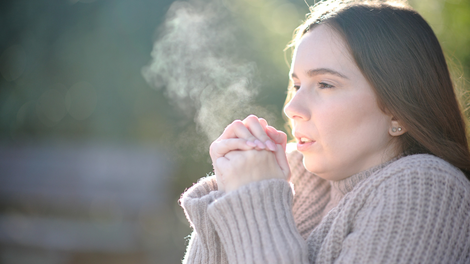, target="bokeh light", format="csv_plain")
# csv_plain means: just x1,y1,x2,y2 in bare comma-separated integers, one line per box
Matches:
0,45,27,82
65,81,97,121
